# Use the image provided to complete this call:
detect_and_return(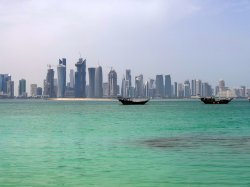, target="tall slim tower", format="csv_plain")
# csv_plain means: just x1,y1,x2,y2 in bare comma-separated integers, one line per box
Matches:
0,74,11,94
94,66,103,98
196,79,202,96
126,69,131,87
30,84,38,97
44,68,55,98
165,75,171,98
155,75,164,98
135,74,144,98
184,80,191,98
191,79,196,96
69,69,75,89
125,69,132,97
108,69,118,97
75,58,86,98
88,68,95,98
57,58,66,98
18,79,26,97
